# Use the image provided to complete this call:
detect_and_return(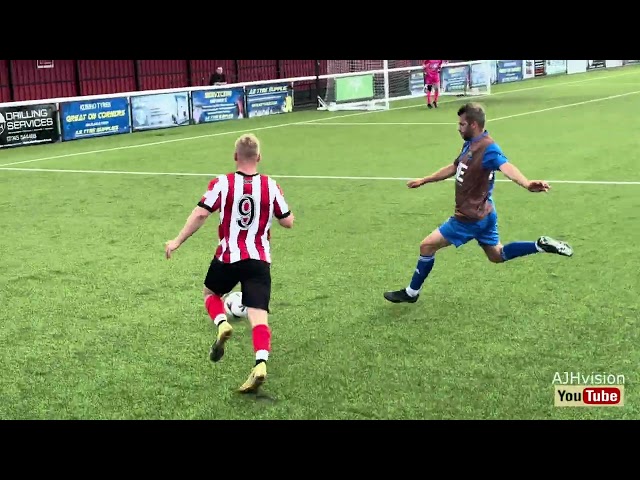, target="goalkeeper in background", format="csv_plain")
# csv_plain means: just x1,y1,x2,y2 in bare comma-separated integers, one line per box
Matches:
423,60,444,108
